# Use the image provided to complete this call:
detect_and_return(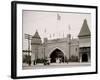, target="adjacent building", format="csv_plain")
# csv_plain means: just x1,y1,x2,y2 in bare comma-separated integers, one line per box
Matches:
78,19,91,62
